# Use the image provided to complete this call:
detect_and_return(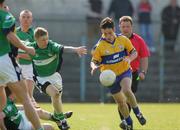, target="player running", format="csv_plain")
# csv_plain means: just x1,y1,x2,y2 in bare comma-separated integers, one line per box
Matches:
28,27,87,130
91,17,138,130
